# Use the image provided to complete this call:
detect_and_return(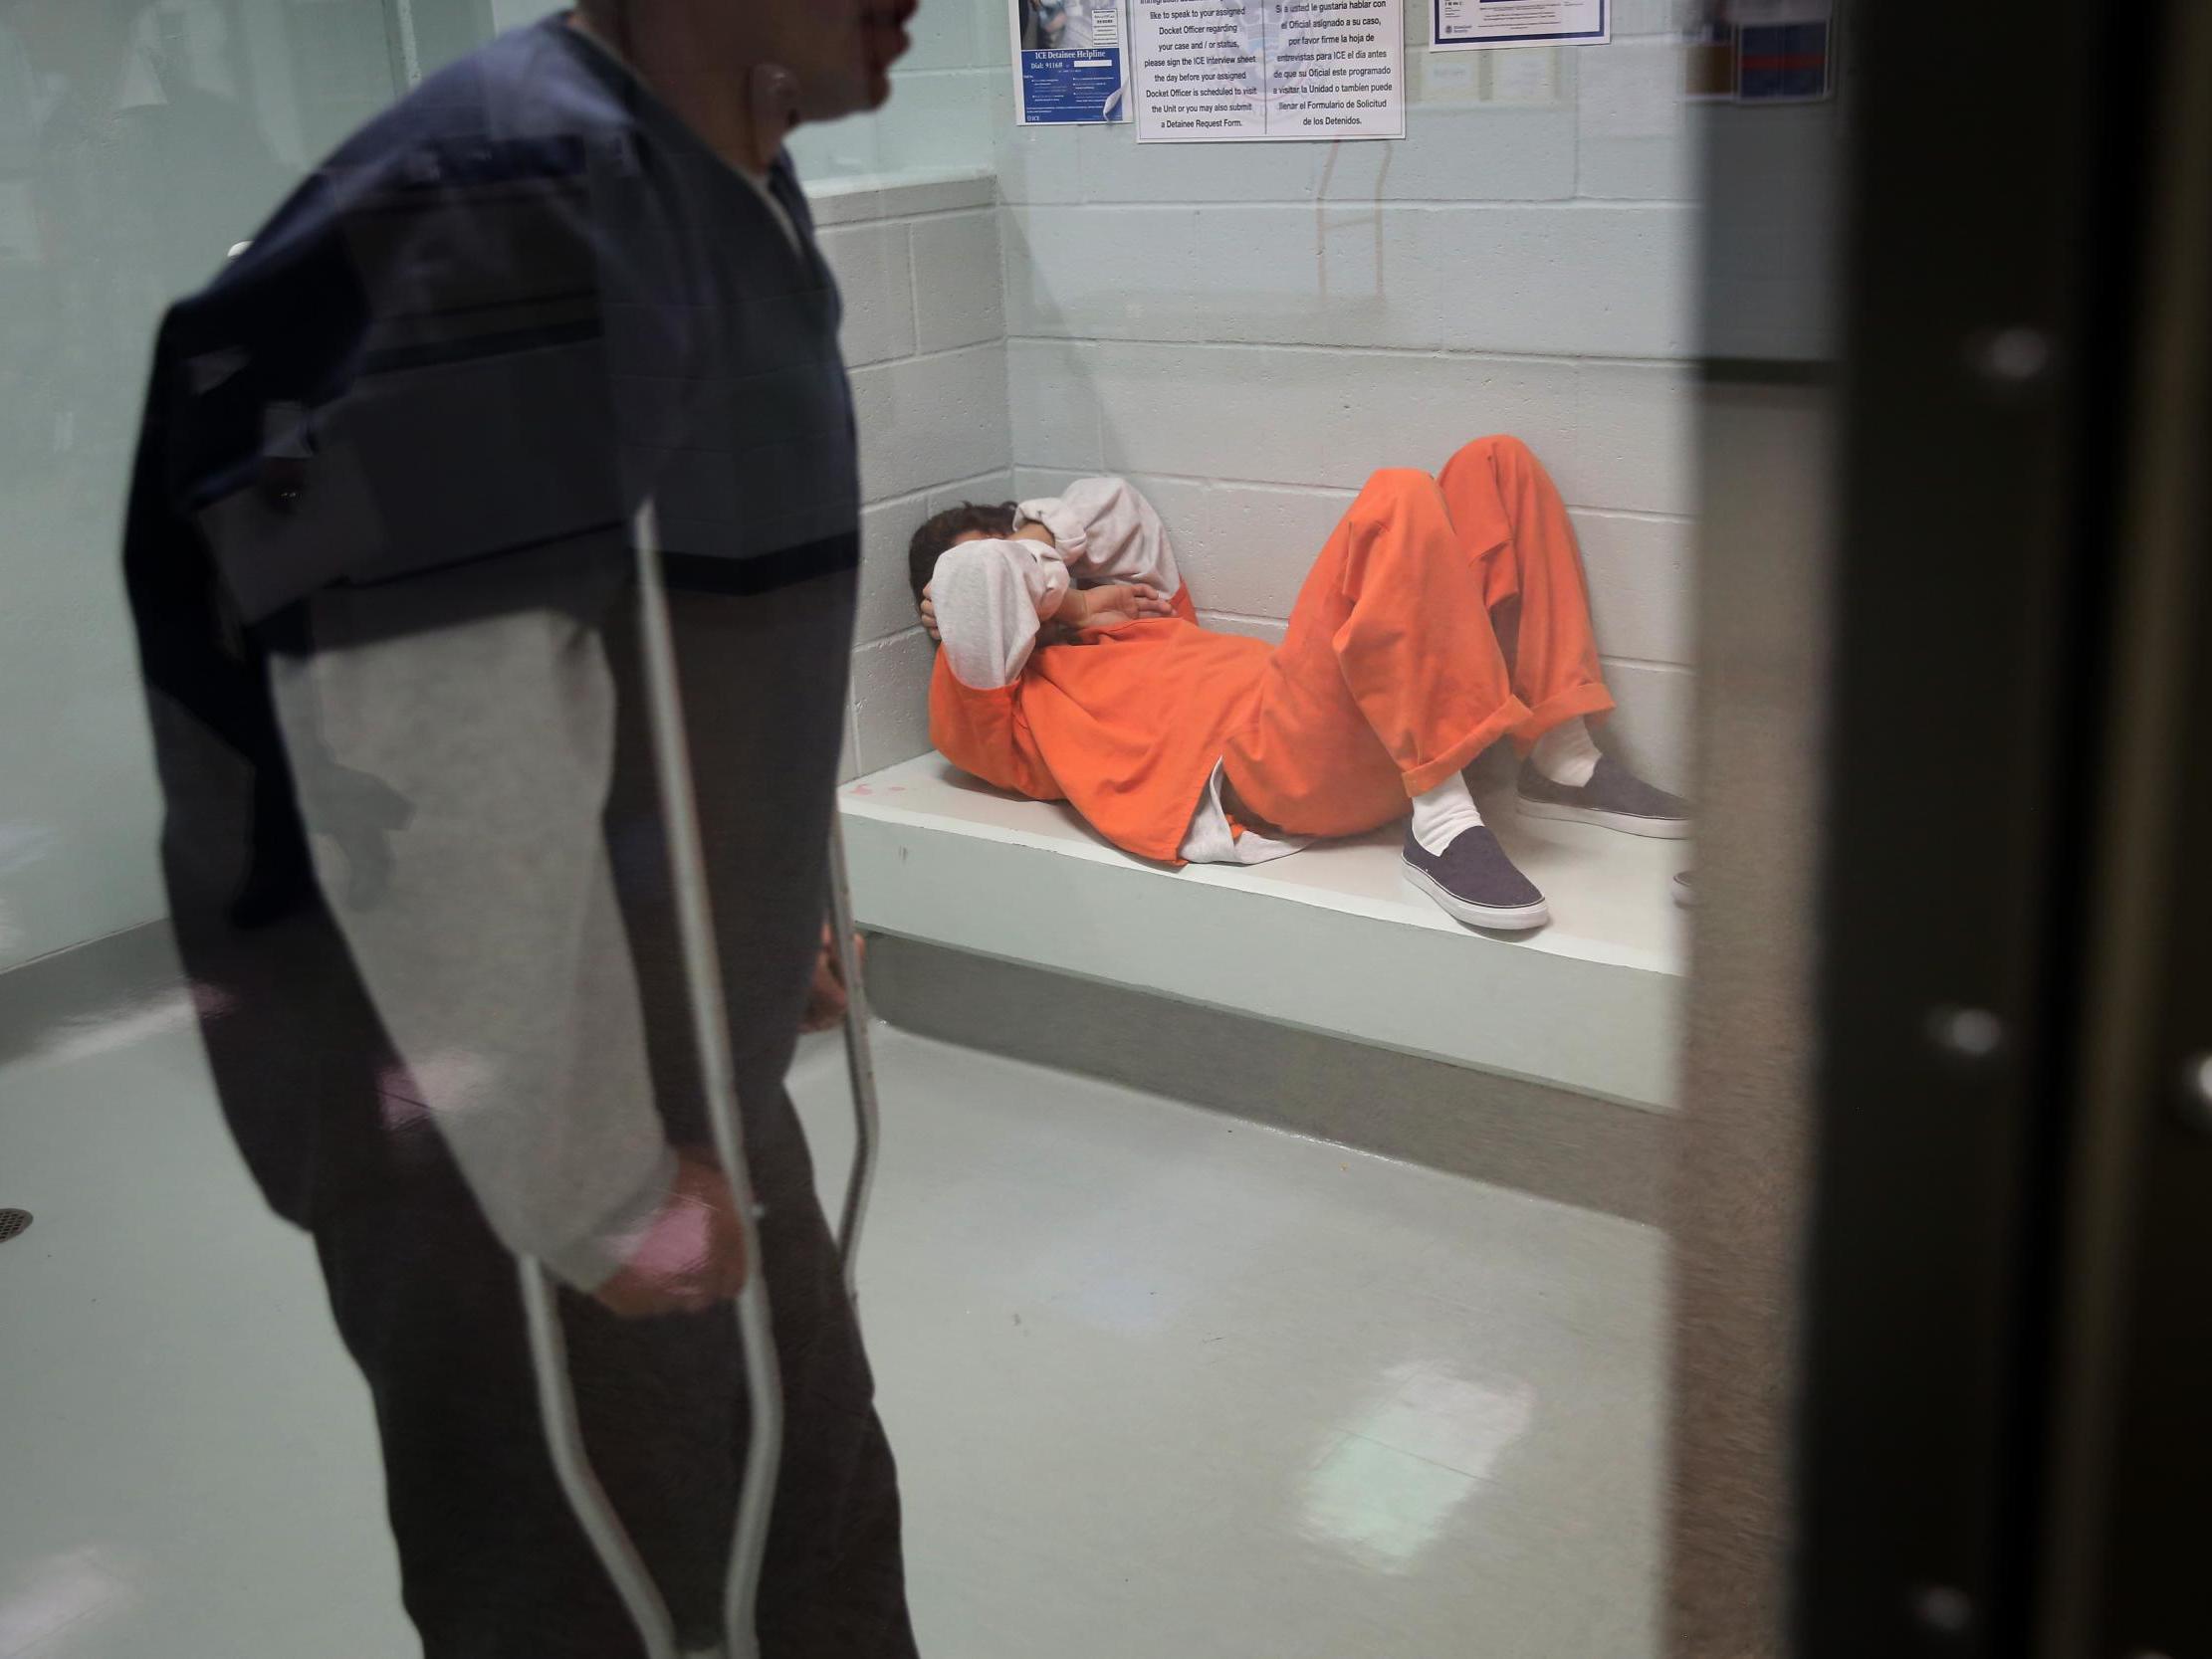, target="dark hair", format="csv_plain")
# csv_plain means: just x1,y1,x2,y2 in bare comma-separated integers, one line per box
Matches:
906,501,1020,604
